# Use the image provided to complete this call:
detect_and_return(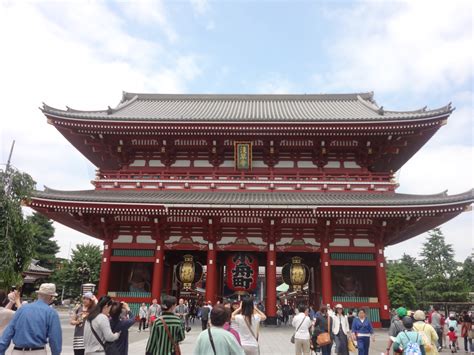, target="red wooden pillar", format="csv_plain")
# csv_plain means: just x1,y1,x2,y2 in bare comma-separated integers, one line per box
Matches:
151,238,164,301
376,244,390,325
266,242,277,322
205,243,217,303
320,240,332,306
98,239,112,297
